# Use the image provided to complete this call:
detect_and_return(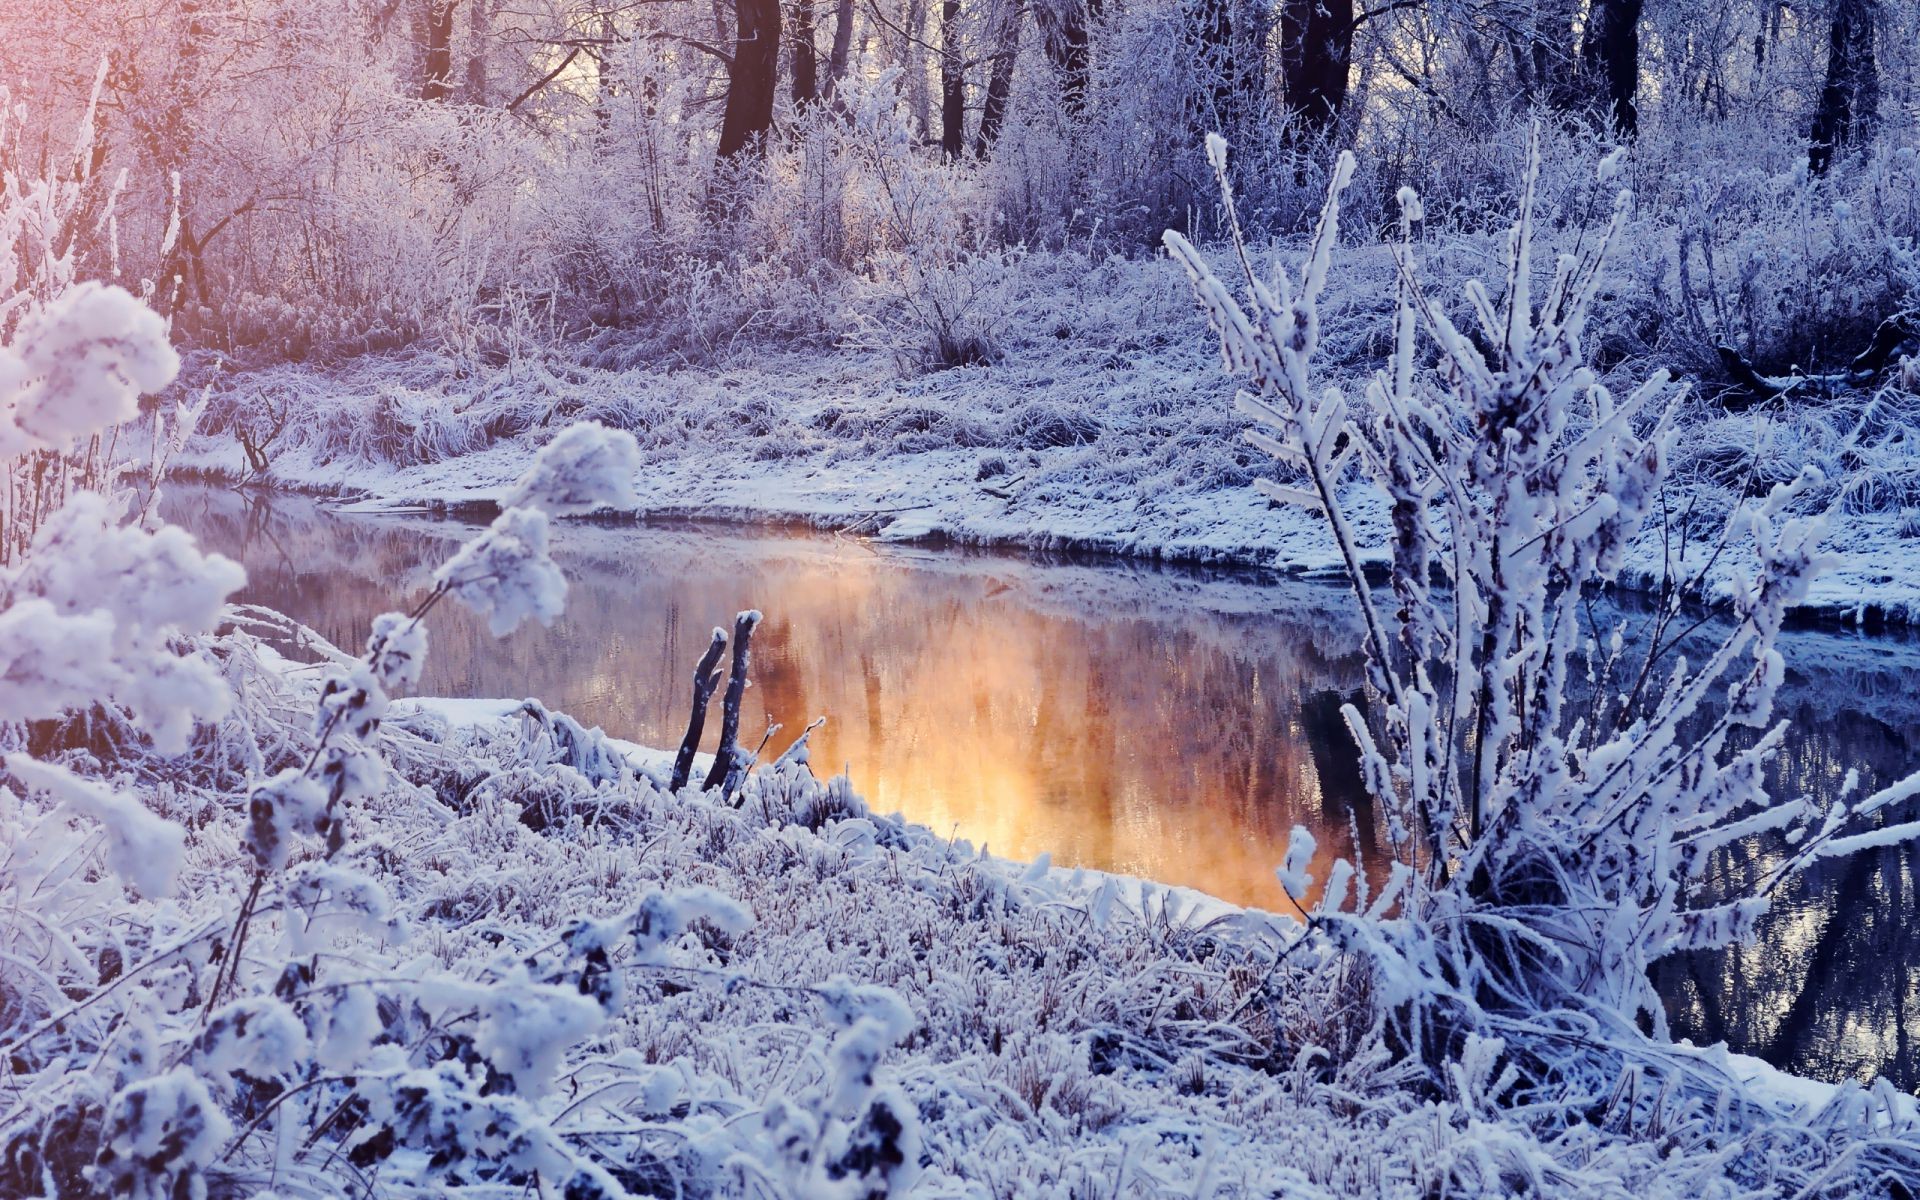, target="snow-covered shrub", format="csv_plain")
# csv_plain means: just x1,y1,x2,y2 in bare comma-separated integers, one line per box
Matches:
1661,147,1920,383
1168,128,1920,1091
